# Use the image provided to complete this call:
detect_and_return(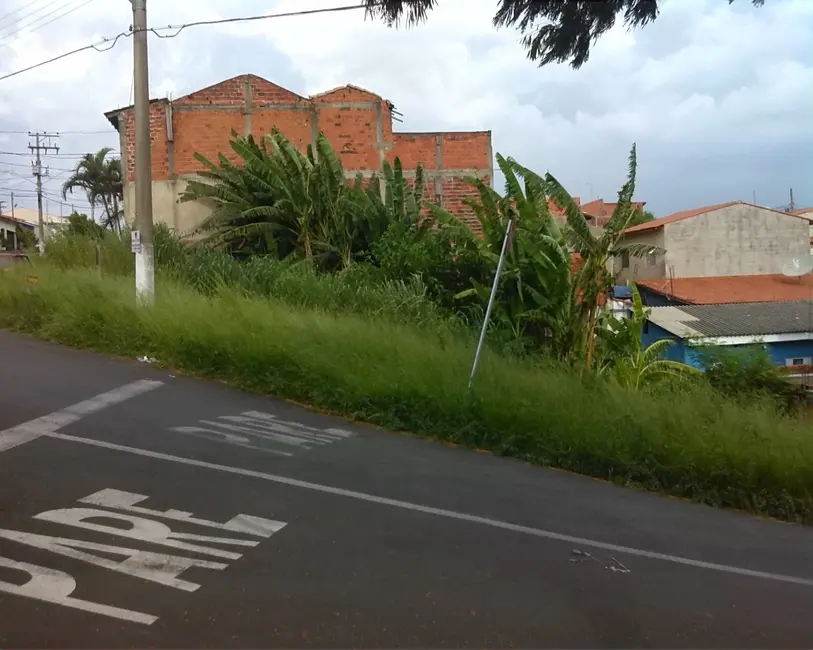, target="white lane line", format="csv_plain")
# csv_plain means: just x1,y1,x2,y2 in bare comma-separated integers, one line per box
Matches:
46,431,813,589
0,380,164,453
